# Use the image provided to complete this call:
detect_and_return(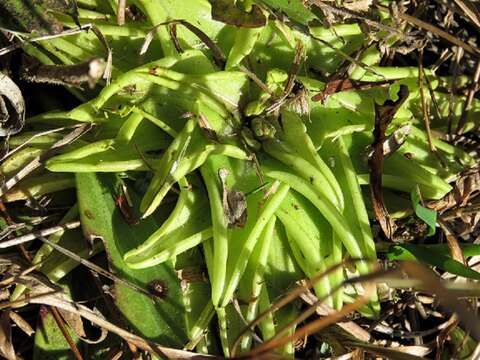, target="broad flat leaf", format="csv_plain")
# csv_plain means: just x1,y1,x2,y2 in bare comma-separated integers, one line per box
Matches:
411,186,437,236
76,173,188,346
386,244,480,281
